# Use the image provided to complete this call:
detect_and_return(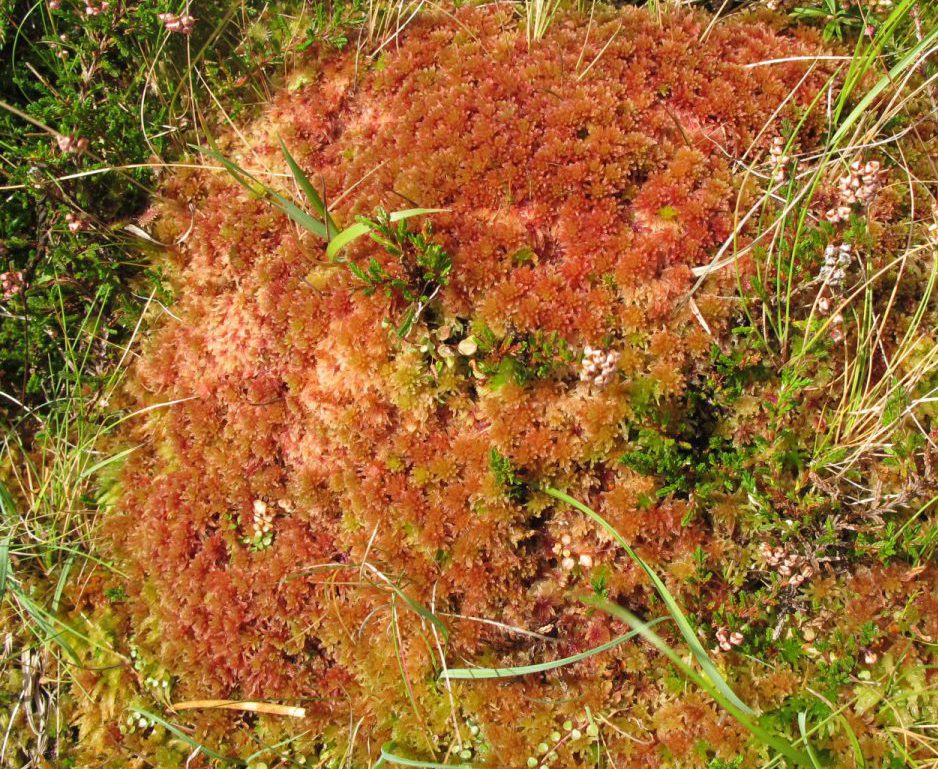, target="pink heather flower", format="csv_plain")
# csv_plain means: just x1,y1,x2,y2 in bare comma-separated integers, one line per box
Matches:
1,271,25,301
65,212,87,232
824,158,884,225
159,12,195,35
57,134,88,155
715,626,744,652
